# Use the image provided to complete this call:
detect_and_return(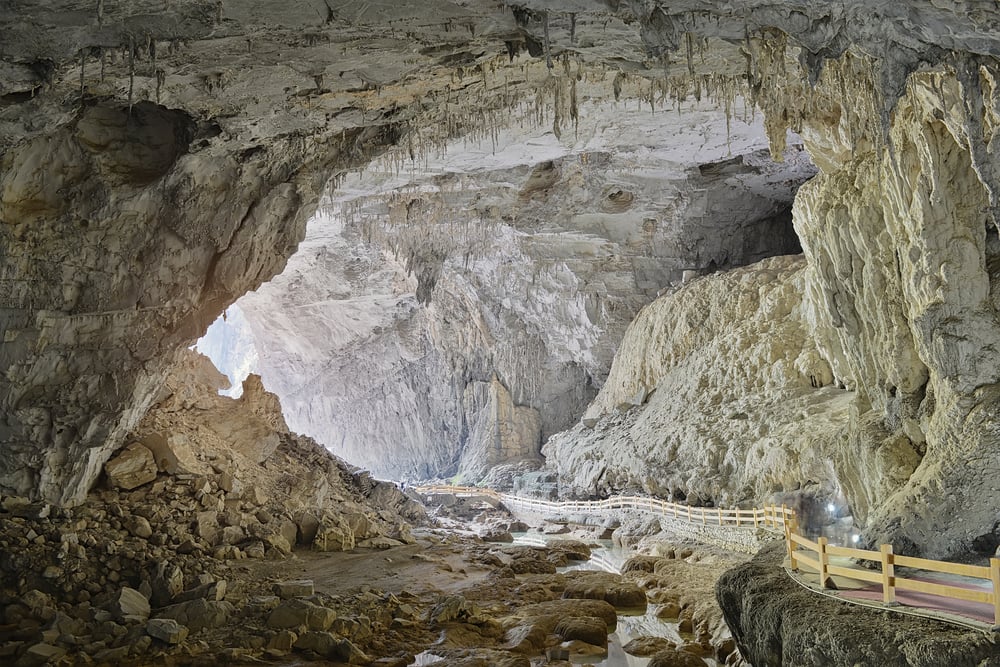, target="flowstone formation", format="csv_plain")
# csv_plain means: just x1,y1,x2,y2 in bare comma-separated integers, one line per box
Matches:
543,255,849,508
